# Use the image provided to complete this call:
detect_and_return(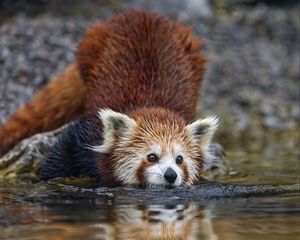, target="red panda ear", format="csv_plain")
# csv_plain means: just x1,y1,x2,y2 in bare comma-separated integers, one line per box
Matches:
186,115,219,151
93,109,136,153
